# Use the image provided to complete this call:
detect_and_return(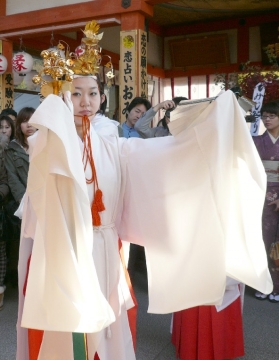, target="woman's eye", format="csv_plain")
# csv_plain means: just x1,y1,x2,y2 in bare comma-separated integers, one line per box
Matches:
90,92,97,96
72,92,81,96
